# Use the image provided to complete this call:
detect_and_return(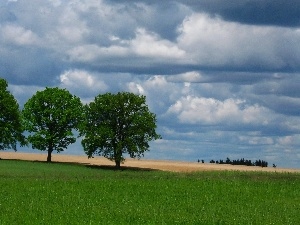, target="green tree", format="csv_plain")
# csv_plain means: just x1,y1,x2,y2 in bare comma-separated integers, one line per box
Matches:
0,78,24,150
22,87,84,162
81,92,161,169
